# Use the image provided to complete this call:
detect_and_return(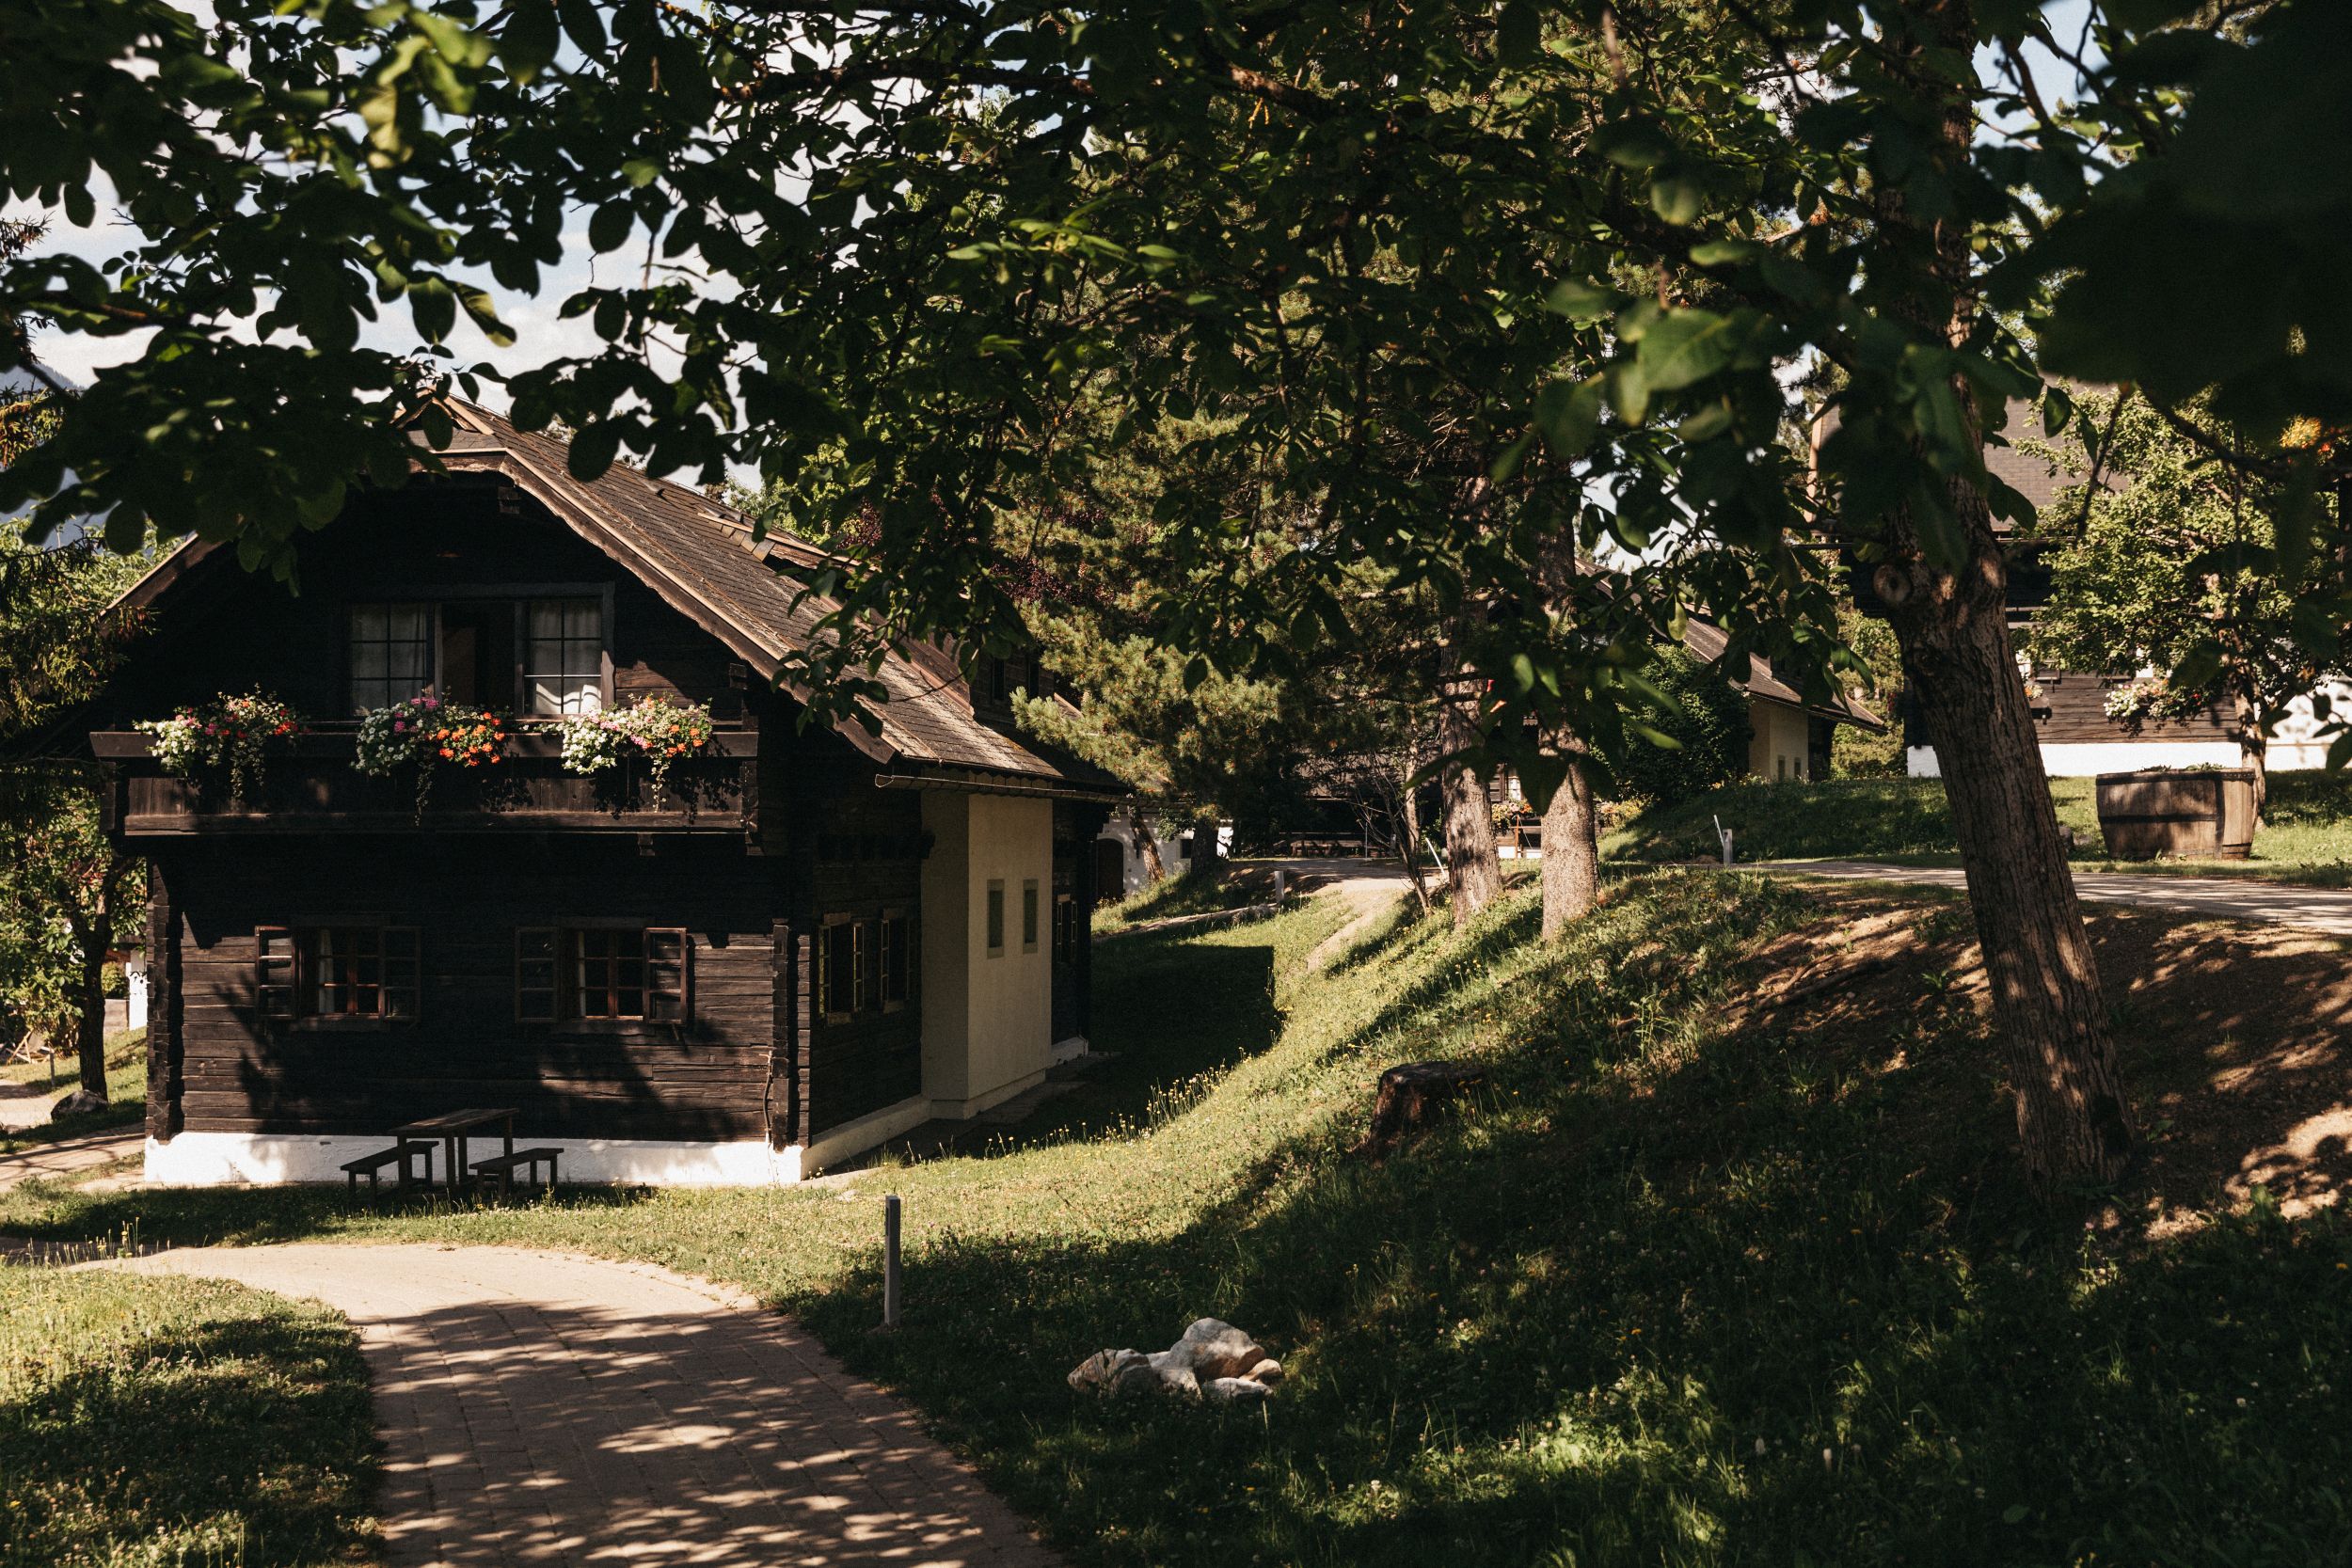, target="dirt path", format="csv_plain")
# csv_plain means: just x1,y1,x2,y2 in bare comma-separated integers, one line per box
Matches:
1248,857,1412,970
98,1243,1057,1568
1760,860,2352,936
